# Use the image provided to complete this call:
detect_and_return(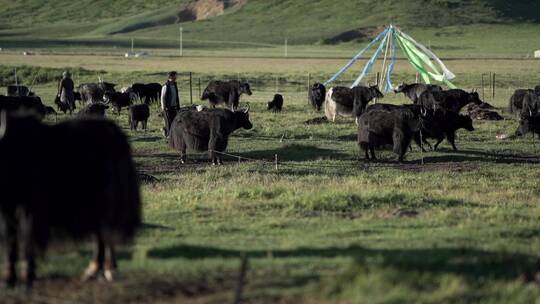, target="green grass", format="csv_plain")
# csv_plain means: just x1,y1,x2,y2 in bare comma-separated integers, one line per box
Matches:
2,54,540,302
1,0,540,58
